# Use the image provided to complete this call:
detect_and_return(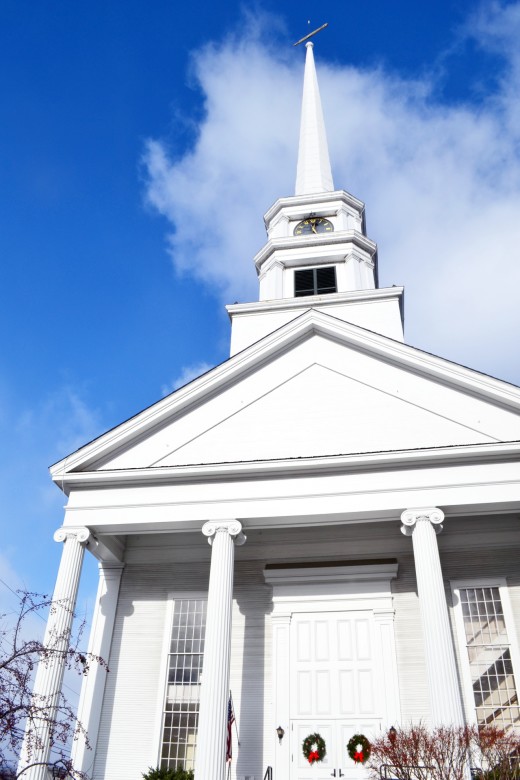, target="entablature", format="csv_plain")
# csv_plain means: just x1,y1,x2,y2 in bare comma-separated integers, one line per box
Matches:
254,230,377,274
55,441,520,540
263,189,365,231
